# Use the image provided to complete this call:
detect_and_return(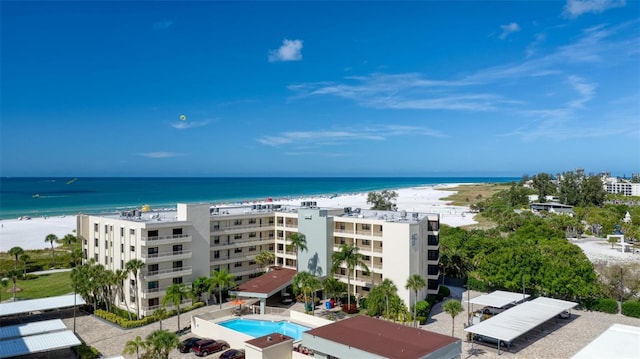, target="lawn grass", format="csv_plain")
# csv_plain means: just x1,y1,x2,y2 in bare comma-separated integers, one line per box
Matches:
437,183,511,206
4,271,72,300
